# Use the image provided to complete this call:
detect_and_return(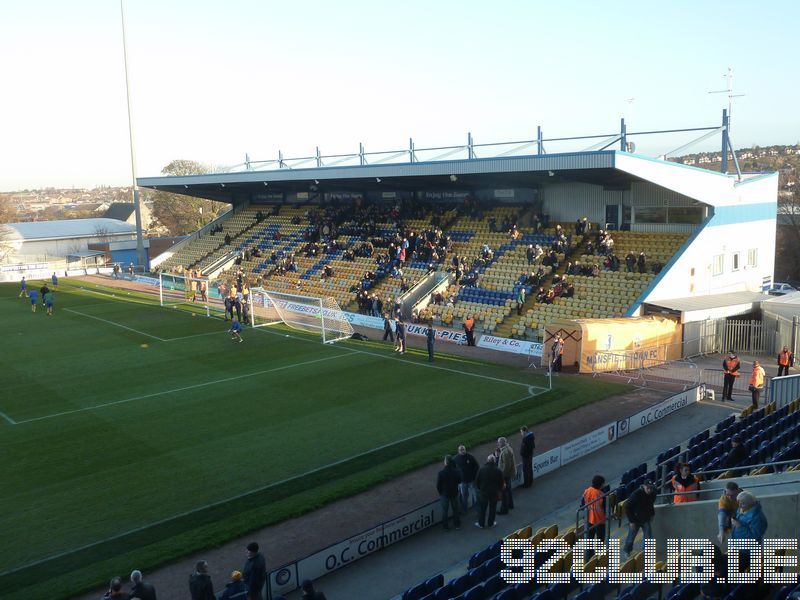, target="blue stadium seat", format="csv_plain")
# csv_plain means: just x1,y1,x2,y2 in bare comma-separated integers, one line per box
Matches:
470,549,489,569
485,556,502,576
431,583,452,600
464,588,483,600
493,589,518,600
403,582,429,600
483,573,506,597
425,575,444,594
468,564,488,584
450,574,474,597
